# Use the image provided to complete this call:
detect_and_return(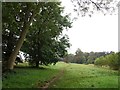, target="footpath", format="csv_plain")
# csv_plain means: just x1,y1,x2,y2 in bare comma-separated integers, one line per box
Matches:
37,64,69,89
